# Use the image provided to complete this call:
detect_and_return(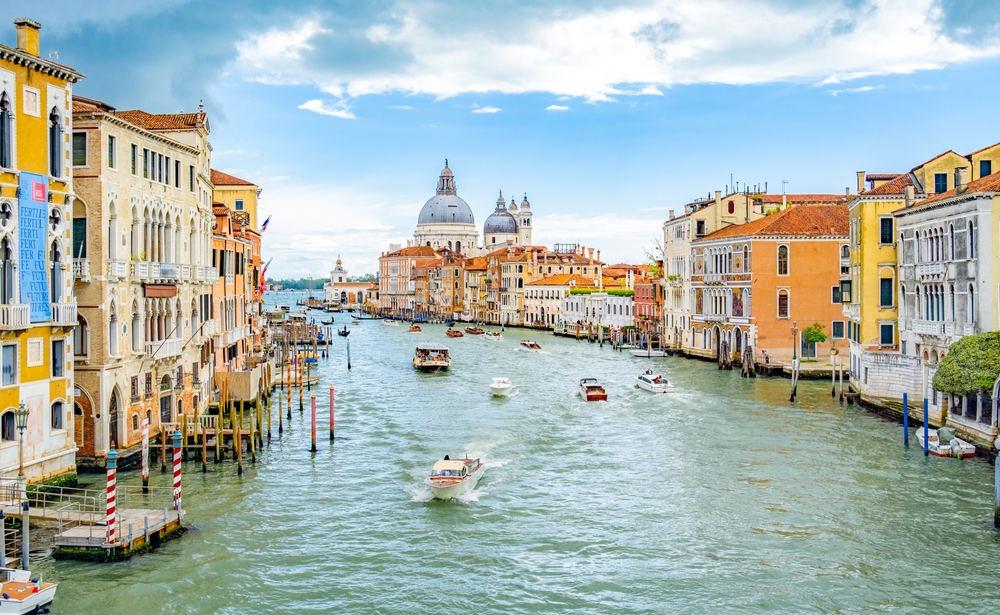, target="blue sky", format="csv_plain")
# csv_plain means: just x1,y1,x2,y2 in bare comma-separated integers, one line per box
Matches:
6,0,1000,277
